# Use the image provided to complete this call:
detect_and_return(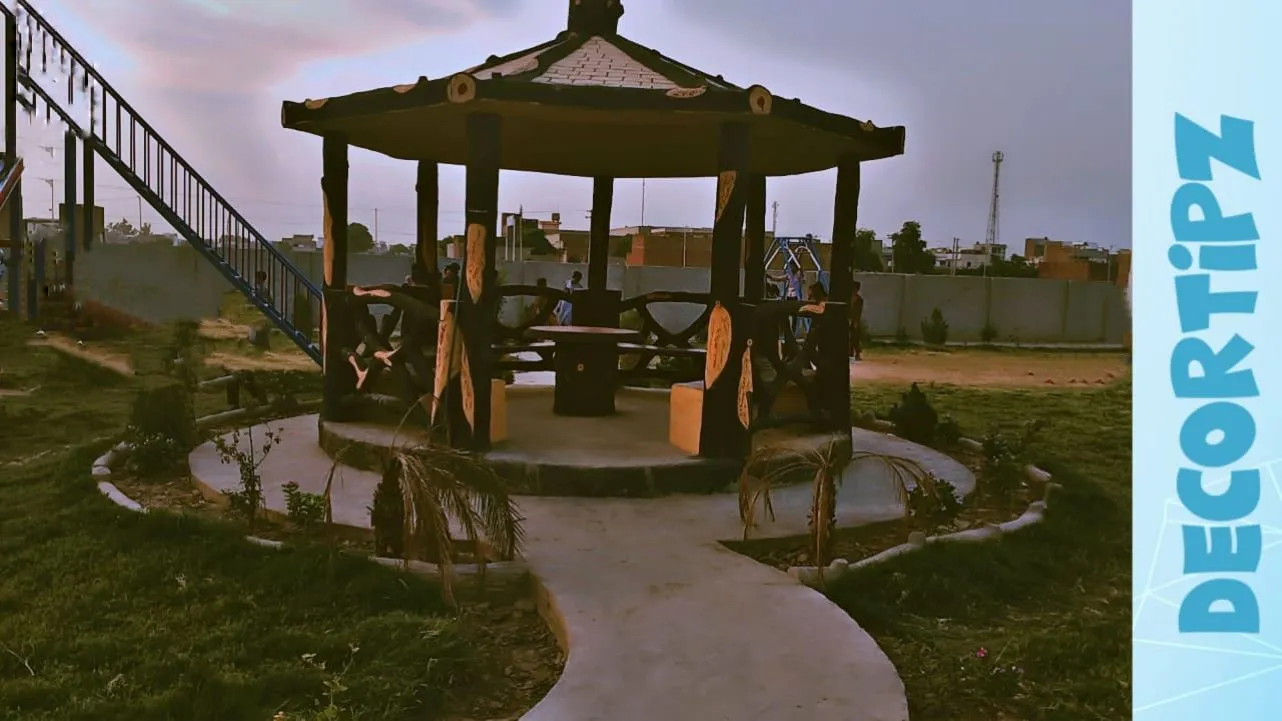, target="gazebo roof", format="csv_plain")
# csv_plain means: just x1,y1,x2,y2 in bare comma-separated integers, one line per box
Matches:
280,0,905,178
